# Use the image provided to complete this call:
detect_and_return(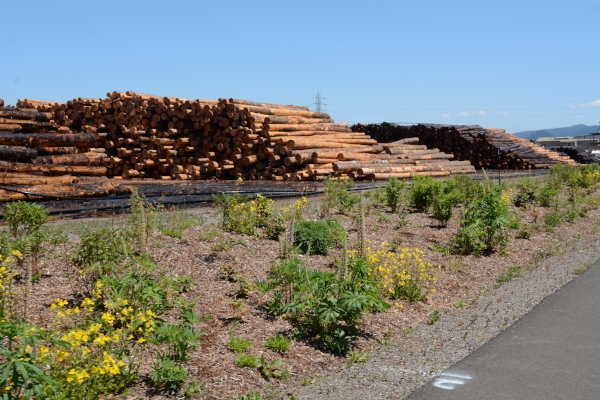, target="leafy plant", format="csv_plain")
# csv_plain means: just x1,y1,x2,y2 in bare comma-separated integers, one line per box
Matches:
293,219,345,256
514,178,537,207
346,350,369,366
4,202,49,239
227,336,252,354
453,189,510,255
210,238,245,252
230,391,264,400
265,334,291,354
323,176,360,214
235,354,259,368
184,379,203,397
544,209,563,232
409,176,442,211
537,183,560,207
257,355,288,380
259,256,388,354
384,177,405,213
198,228,218,241
150,355,187,392
455,298,468,308
496,266,523,283
427,310,441,325
0,321,60,400
148,323,205,362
